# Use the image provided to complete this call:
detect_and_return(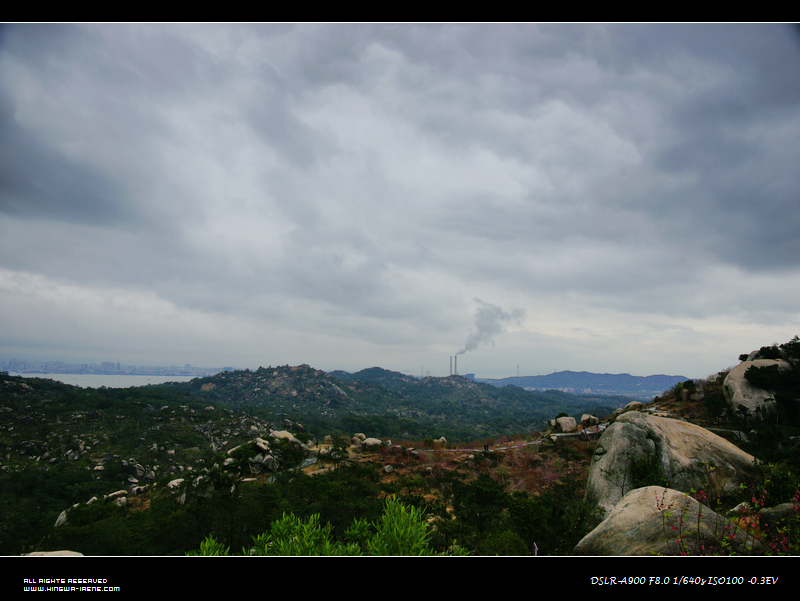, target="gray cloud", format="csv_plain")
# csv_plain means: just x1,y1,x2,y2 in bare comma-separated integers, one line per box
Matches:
0,92,137,226
1,24,799,378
